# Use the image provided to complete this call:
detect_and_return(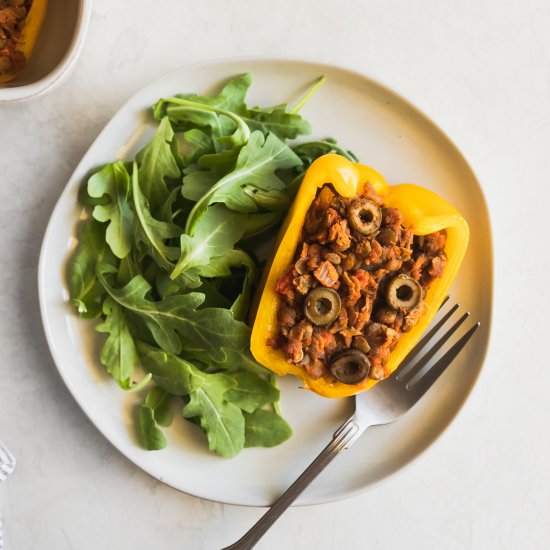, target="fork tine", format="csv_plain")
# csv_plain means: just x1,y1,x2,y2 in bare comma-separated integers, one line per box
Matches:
397,308,470,384
406,322,480,396
396,304,464,381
